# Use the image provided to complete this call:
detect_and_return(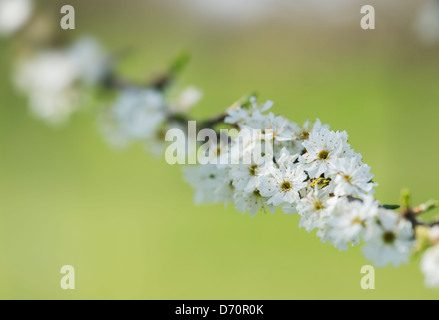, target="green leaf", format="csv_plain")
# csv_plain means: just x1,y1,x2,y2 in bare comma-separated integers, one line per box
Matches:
382,204,400,210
